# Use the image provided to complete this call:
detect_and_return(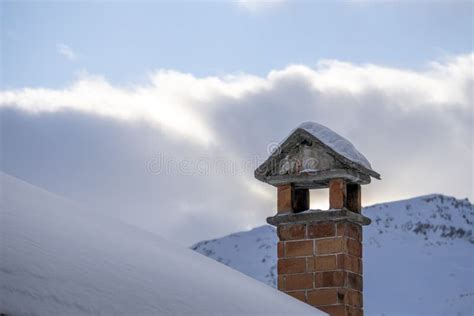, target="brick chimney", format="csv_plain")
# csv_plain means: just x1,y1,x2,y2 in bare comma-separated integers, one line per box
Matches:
254,122,380,316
